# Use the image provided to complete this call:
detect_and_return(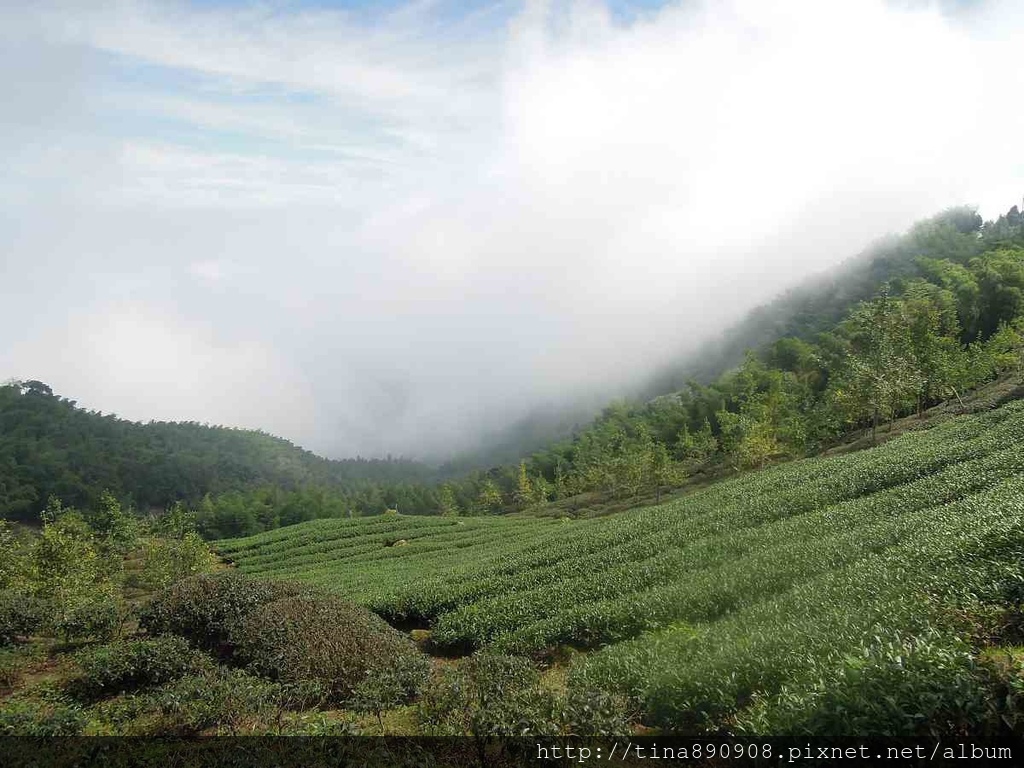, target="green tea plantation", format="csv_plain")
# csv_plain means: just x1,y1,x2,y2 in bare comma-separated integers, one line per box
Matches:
216,400,1024,738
